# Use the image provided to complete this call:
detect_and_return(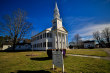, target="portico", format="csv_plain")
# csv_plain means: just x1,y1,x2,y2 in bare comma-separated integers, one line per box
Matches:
52,30,68,49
